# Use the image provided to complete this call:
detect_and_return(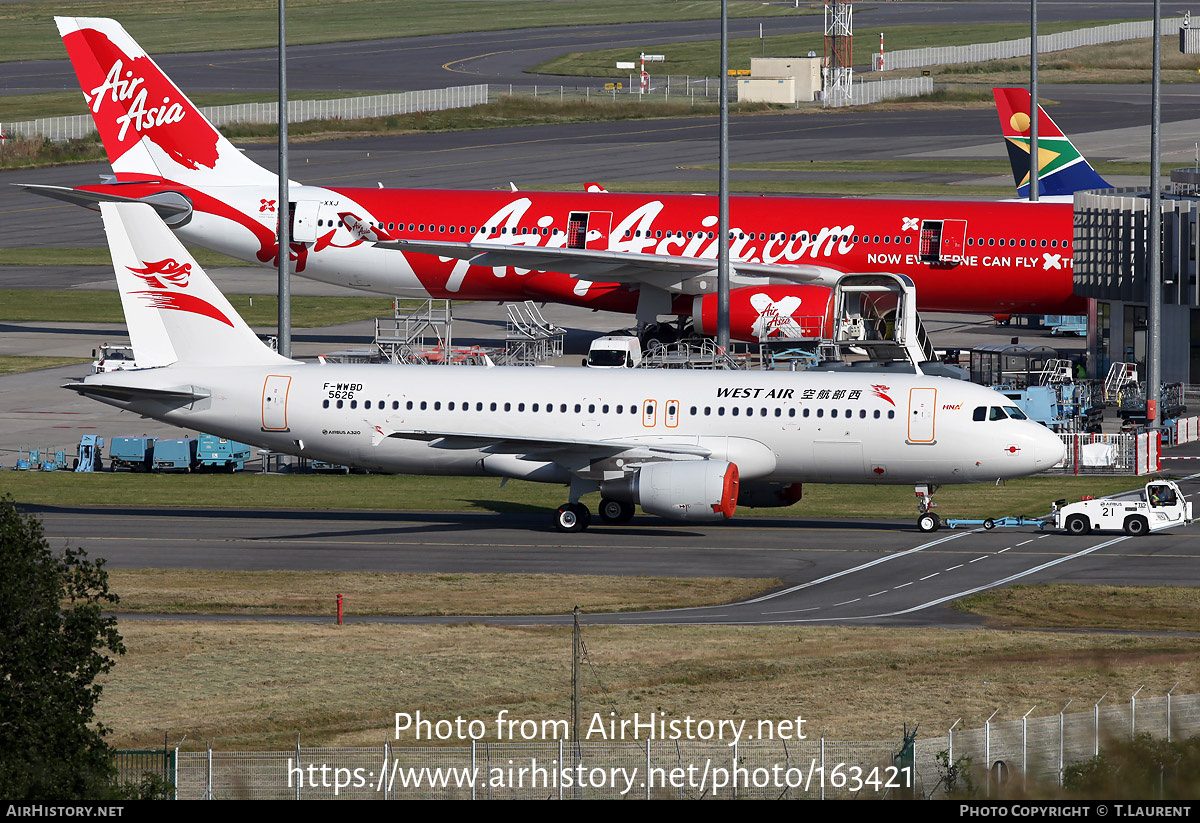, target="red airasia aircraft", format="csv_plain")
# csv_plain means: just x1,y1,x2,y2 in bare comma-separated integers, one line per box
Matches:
28,17,1088,342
